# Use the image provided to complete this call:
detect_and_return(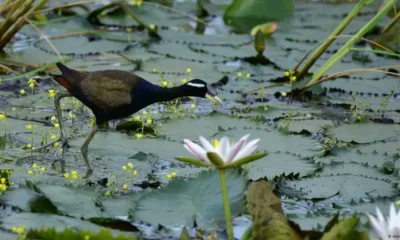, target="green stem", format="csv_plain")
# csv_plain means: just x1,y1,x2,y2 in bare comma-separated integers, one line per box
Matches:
219,169,234,240
3,56,71,81
297,0,374,79
382,10,400,33
304,0,397,89
350,47,400,58
118,2,158,37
